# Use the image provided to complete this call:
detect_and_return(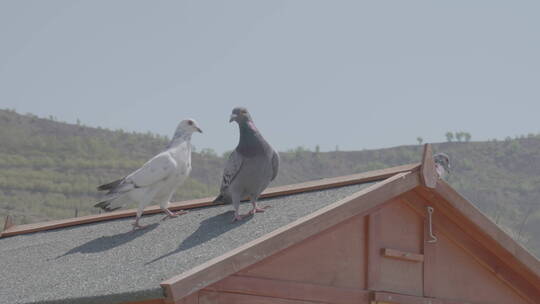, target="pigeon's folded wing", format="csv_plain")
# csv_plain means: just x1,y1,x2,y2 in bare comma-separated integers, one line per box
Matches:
219,150,243,193
271,150,279,181
128,153,177,188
